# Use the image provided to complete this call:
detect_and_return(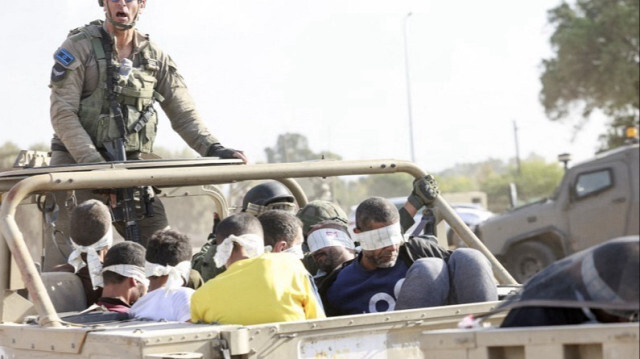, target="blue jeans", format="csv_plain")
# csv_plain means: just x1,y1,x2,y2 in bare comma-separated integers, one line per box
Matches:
395,248,497,309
